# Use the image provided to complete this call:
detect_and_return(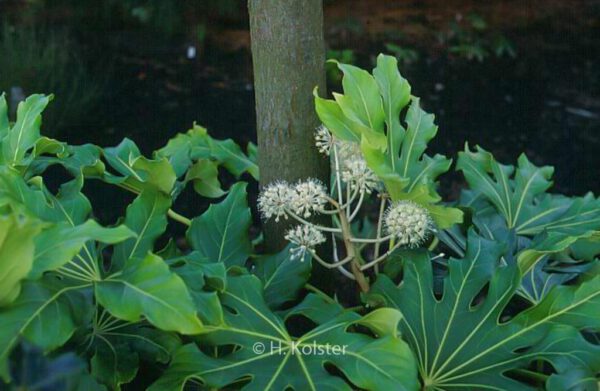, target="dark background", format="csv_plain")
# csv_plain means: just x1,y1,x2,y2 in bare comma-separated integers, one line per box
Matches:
1,0,598,204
